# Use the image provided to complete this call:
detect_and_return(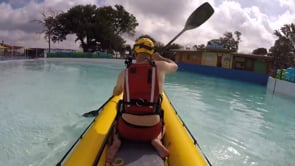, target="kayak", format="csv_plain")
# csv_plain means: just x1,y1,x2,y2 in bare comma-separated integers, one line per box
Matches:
56,91,211,166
